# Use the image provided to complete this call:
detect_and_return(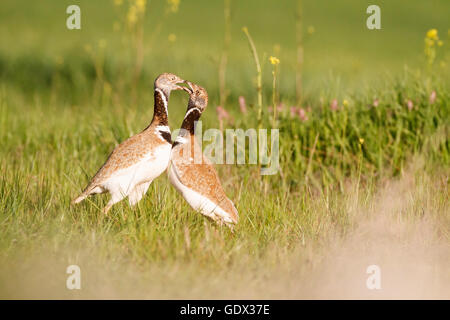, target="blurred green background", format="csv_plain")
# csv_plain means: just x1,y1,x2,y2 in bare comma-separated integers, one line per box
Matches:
0,0,448,106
